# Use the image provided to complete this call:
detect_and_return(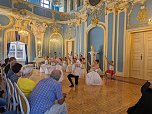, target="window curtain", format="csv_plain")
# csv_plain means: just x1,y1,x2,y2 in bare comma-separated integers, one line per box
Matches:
6,31,16,43
7,43,10,57
15,31,28,44
25,44,28,64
